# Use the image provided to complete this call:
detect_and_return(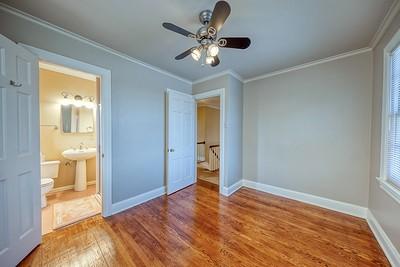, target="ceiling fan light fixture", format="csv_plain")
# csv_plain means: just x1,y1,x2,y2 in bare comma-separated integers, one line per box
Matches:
205,56,214,65
208,44,219,57
162,1,251,67
191,48,201,61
